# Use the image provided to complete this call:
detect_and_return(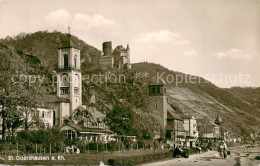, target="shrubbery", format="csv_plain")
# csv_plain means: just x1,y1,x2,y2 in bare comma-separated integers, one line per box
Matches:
255,156,260,160
15,128,65,153
108,150,173,165
108,147,198,165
